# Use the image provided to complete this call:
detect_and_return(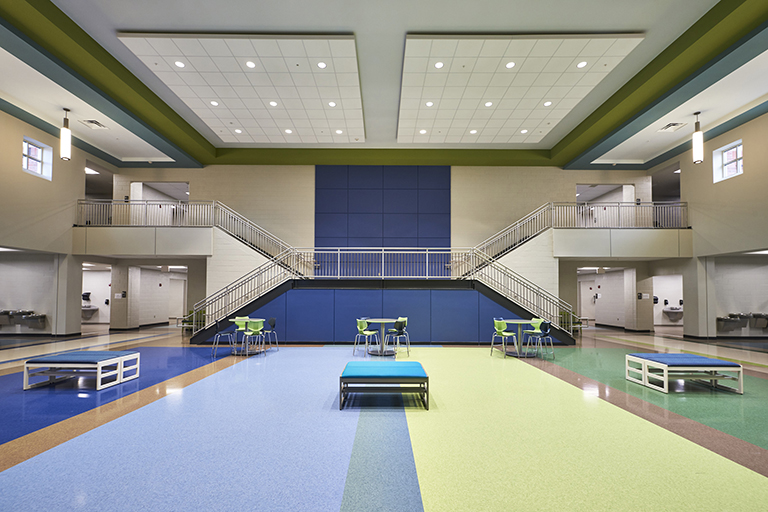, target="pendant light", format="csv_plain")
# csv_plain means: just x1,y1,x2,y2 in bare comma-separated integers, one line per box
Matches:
60,108,71,161
692,111,703,164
